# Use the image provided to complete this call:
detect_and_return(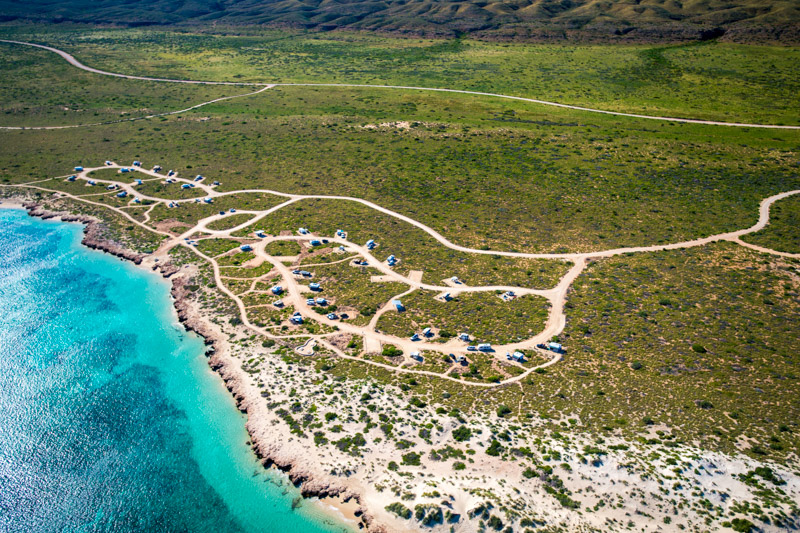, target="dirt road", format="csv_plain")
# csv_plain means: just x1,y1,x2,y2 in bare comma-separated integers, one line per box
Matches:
3,39,798,130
